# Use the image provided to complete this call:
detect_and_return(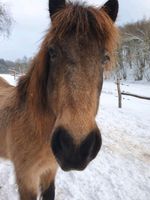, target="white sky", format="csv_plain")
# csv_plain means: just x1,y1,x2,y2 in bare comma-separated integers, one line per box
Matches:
0,0,150,61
